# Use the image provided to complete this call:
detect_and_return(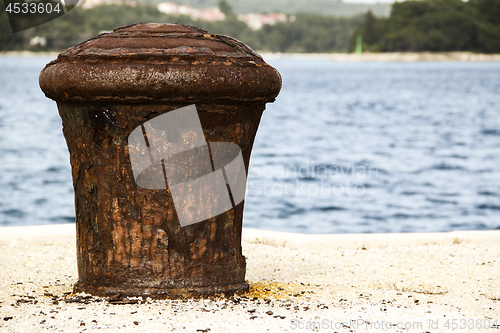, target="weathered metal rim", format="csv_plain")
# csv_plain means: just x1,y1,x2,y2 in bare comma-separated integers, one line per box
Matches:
50,96,277,104
39,22,282,104
47,55,262,66
56,29,264,63
74,281,250,299
39,63,281,103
